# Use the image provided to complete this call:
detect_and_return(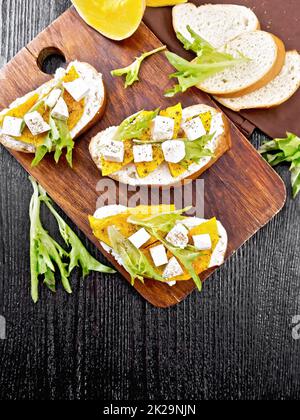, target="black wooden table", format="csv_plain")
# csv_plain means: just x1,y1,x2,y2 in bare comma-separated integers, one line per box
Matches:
0,0,300,401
